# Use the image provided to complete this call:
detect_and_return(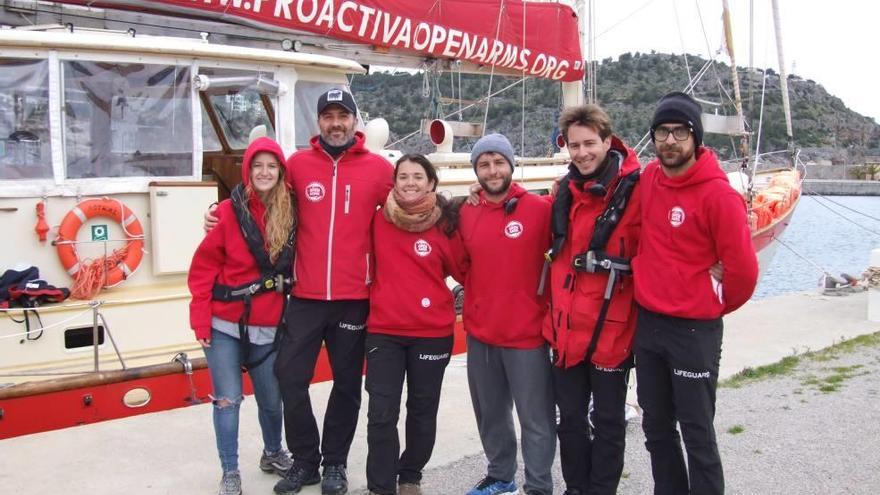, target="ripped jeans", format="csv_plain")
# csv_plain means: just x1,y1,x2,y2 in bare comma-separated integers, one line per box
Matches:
204,328,283,473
